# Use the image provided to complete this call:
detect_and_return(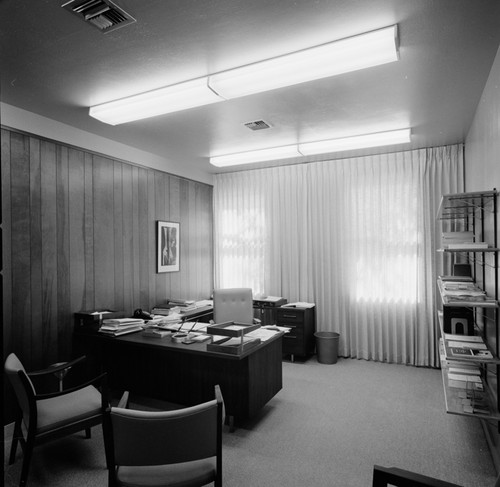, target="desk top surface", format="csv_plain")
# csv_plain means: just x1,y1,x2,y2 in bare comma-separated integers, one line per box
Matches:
76,327,283,360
